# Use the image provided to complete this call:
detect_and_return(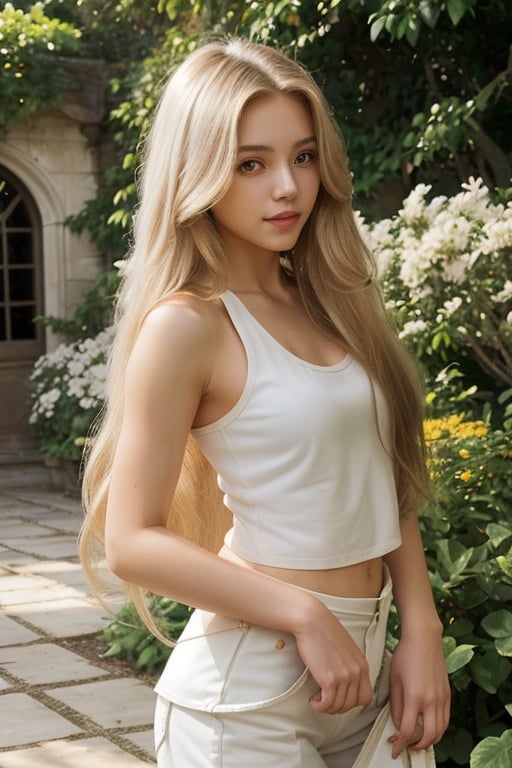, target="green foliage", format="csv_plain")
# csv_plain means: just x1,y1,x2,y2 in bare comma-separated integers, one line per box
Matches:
102,597,191,674
470,729,512,768
417,412,512,766
36,268,120,343
0,2,82,132
369,0,477,47
11,0,510,248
